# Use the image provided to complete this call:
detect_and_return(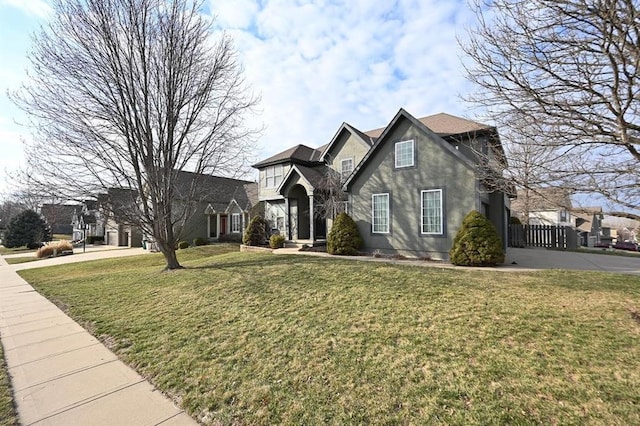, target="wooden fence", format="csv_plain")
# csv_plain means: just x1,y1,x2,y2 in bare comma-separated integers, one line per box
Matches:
508,224,578,249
